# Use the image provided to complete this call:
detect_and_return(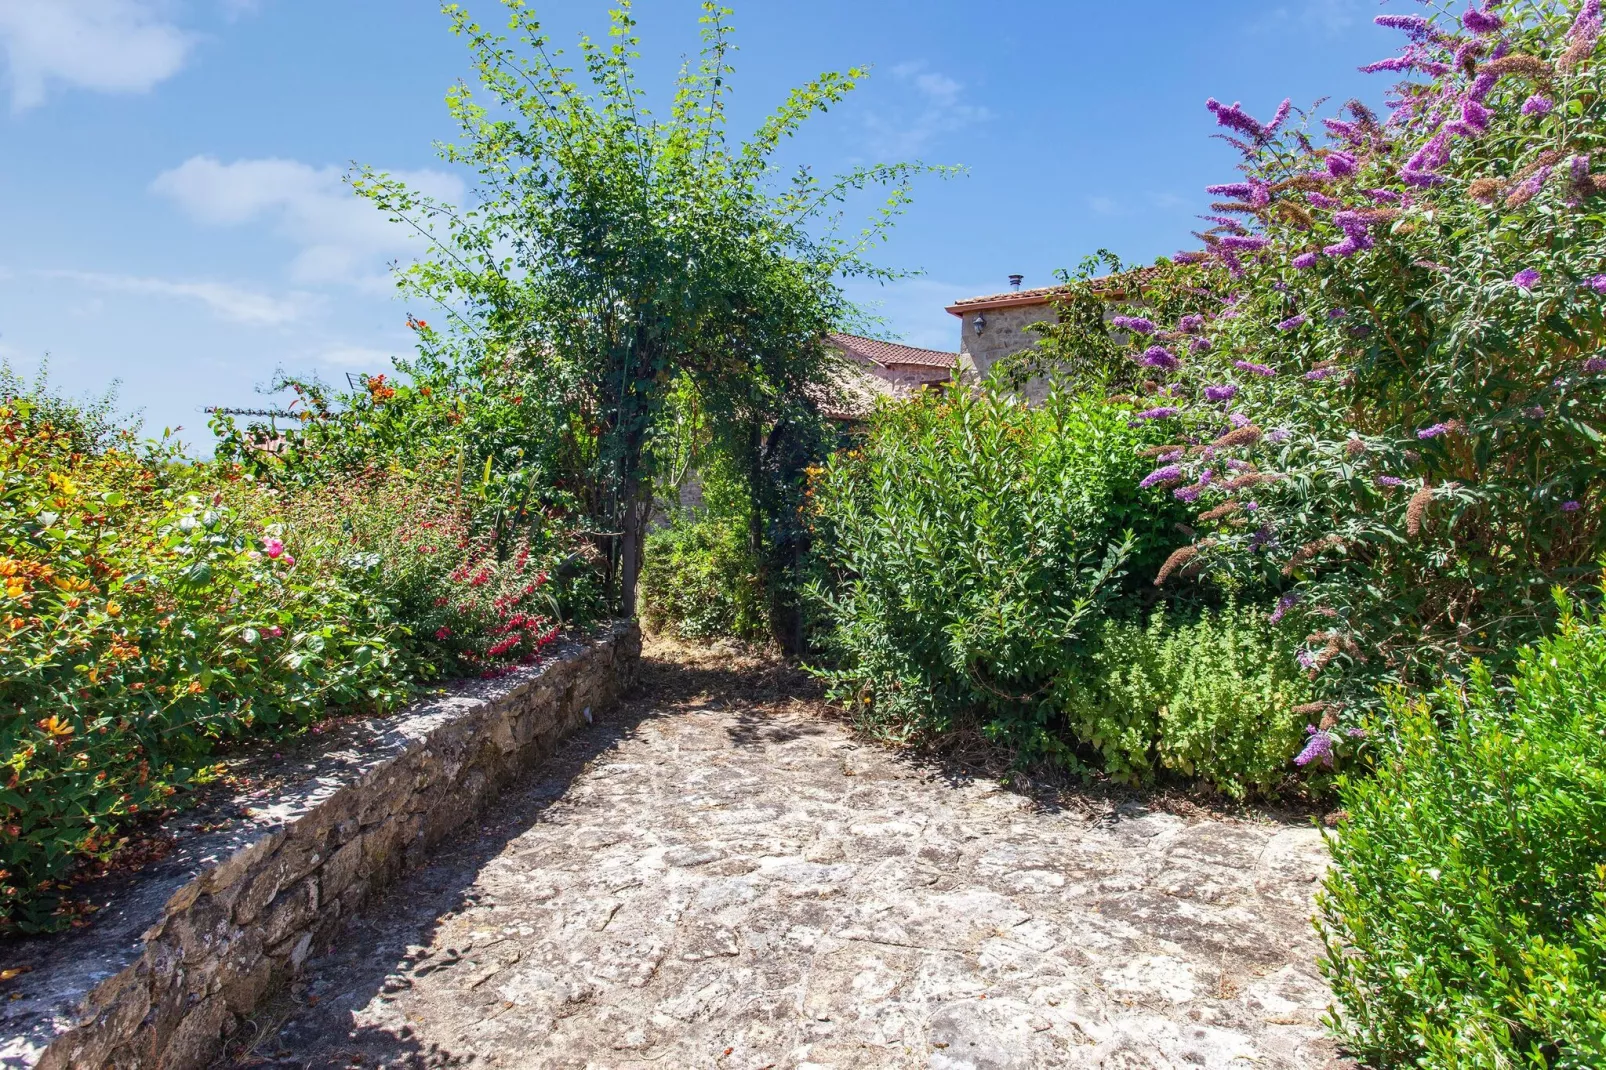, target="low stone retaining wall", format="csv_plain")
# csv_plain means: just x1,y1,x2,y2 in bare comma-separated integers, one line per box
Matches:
0,622,640,1070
